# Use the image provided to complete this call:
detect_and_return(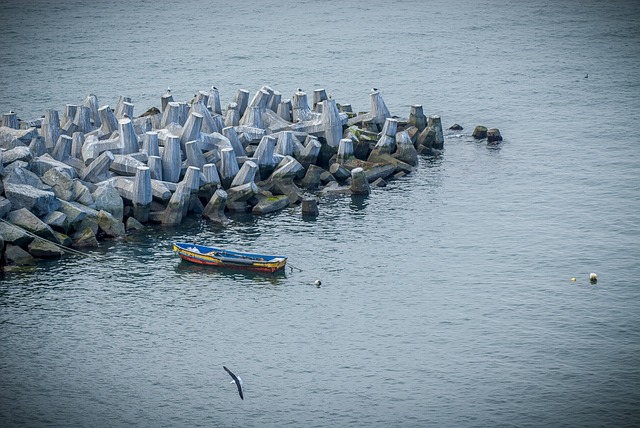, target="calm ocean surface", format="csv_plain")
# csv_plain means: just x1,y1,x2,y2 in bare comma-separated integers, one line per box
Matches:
1,0,639,426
